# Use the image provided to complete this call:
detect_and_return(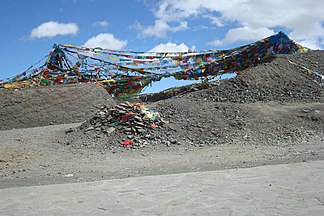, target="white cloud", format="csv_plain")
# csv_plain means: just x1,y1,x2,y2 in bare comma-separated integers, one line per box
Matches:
148,42,191,52
207,27,275,46
30,21,79,39
141,20,170,38
205,15,224,27
83,33,127,50
93,20,109,28
297,39,322,50
170,21,188,32
135,20,188,38
140,0,324,48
